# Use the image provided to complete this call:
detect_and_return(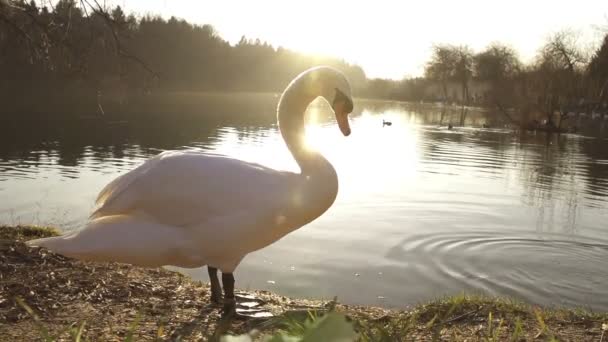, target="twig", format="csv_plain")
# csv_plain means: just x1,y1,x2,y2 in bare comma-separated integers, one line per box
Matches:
81,0,159,79
442,309,479,324
59,0,74,44
79,0,90,17
495,101,520,126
